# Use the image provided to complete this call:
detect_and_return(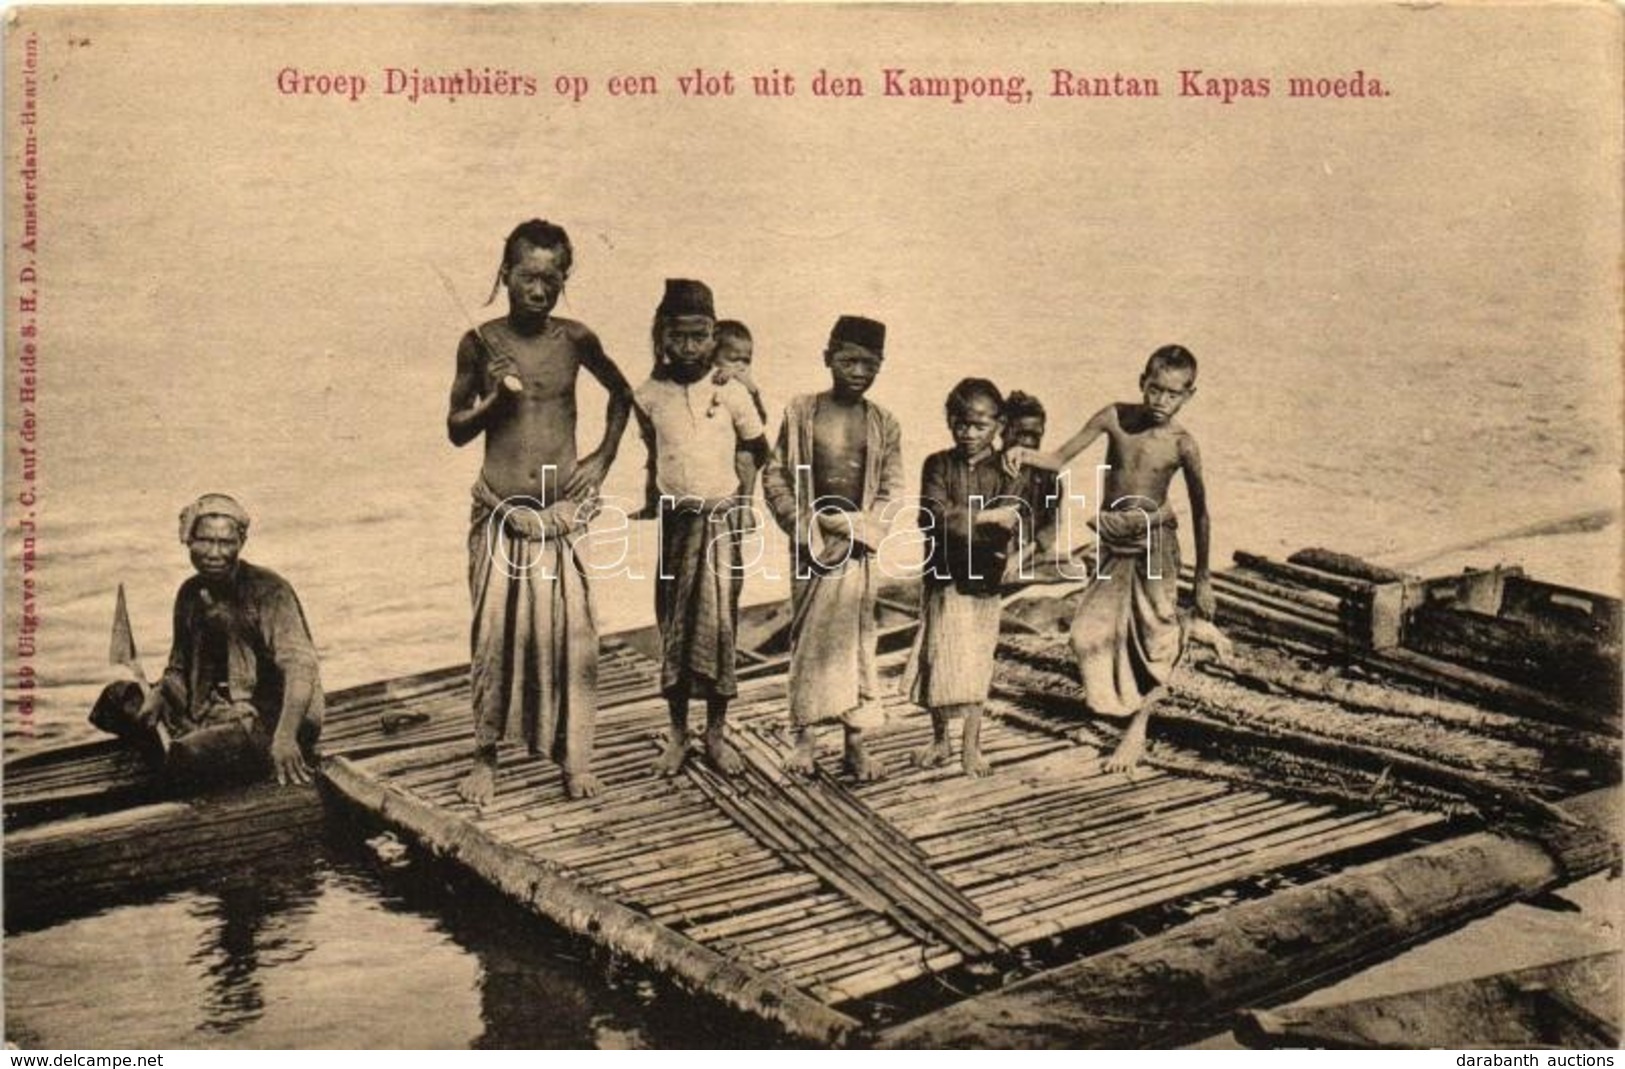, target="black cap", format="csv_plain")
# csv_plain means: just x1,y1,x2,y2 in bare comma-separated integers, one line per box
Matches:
829,315,886,357
657,278,716,319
